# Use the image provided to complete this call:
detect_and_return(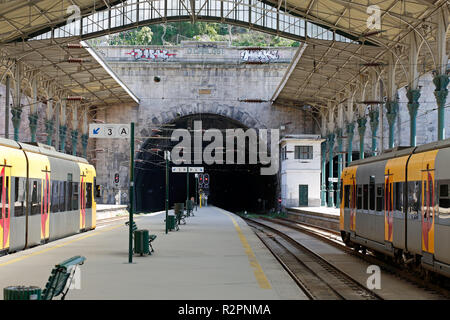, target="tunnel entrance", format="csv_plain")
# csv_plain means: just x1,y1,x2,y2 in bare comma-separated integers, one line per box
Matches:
135,113,277,214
